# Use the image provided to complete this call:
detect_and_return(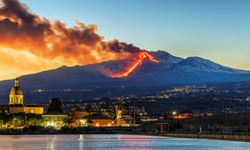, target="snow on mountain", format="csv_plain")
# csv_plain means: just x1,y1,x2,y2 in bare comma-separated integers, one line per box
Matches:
175,57,249,74
150,50,183,64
